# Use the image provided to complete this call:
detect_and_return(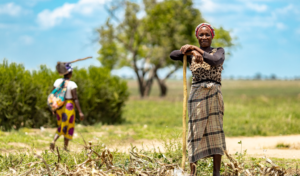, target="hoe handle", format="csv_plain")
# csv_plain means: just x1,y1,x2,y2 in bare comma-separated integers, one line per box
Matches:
69,56,93,63
181,54,187,169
